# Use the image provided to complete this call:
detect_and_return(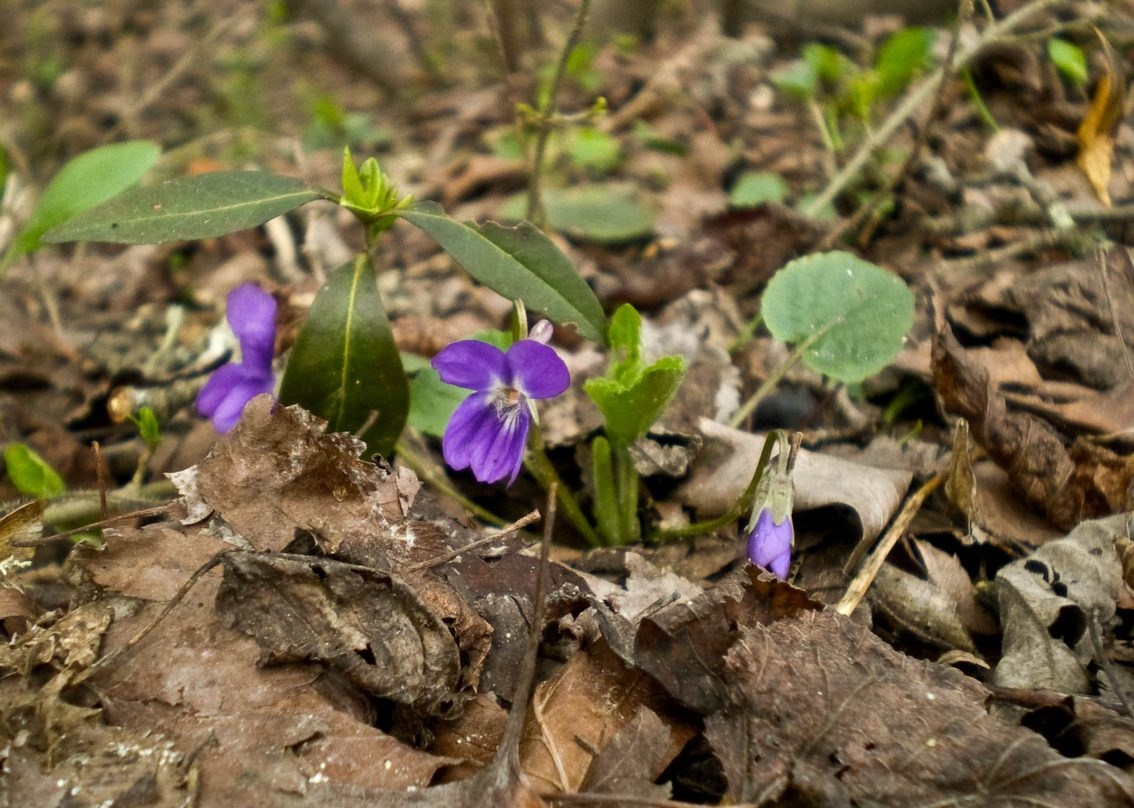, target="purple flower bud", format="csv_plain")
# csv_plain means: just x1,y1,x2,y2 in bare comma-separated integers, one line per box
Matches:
746,507,793,580
196,283,277,433
432,337,569,486
745,453,795,580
